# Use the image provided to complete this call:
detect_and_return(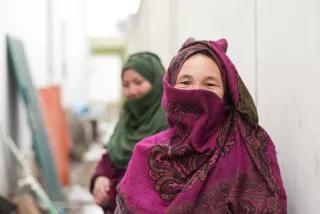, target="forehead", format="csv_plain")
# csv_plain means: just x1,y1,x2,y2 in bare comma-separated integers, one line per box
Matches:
178,54,222,78
123,68,144,80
